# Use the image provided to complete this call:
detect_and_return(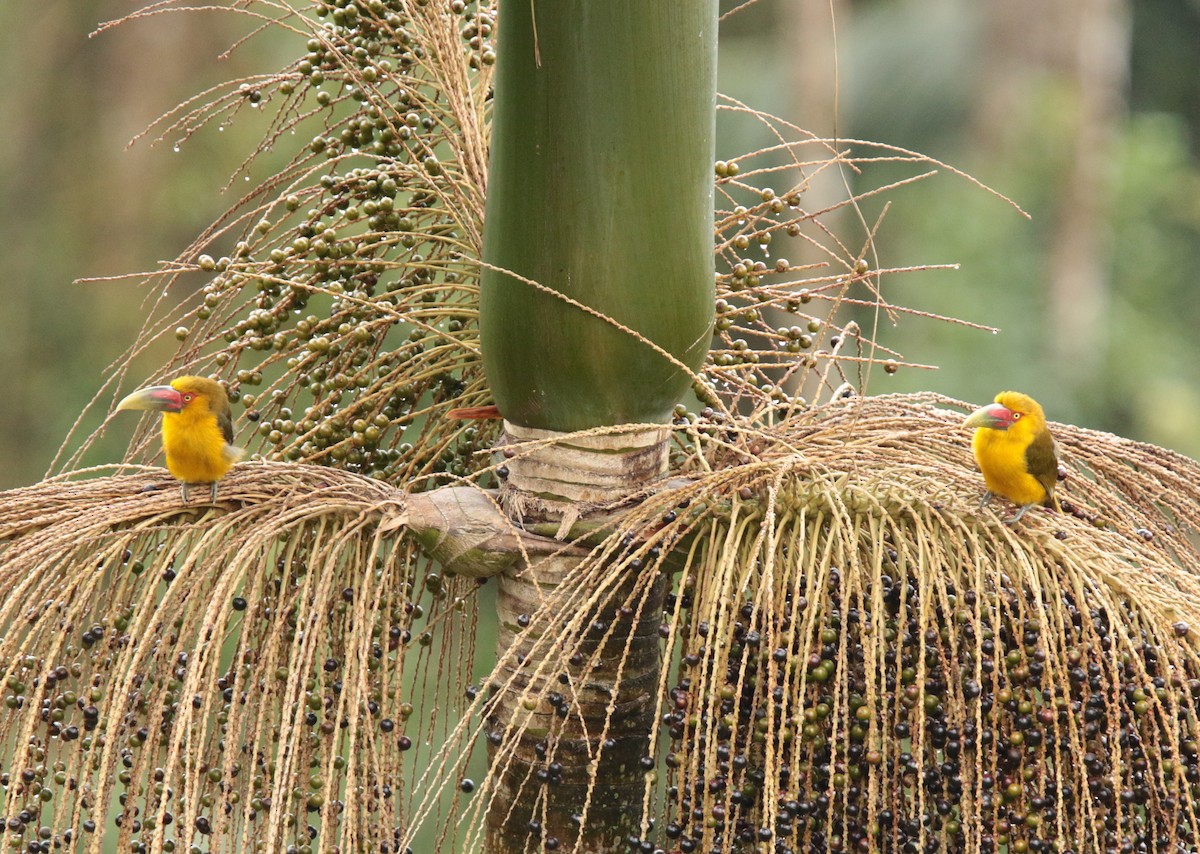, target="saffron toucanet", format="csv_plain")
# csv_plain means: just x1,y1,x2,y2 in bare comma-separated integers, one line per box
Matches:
964,391,1061,524
117,376,244,503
